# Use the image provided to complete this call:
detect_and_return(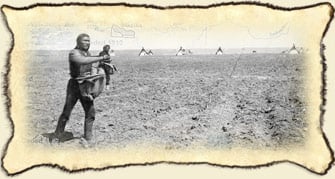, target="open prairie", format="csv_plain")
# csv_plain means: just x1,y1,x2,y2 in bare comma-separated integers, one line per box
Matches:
27,50,307,149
